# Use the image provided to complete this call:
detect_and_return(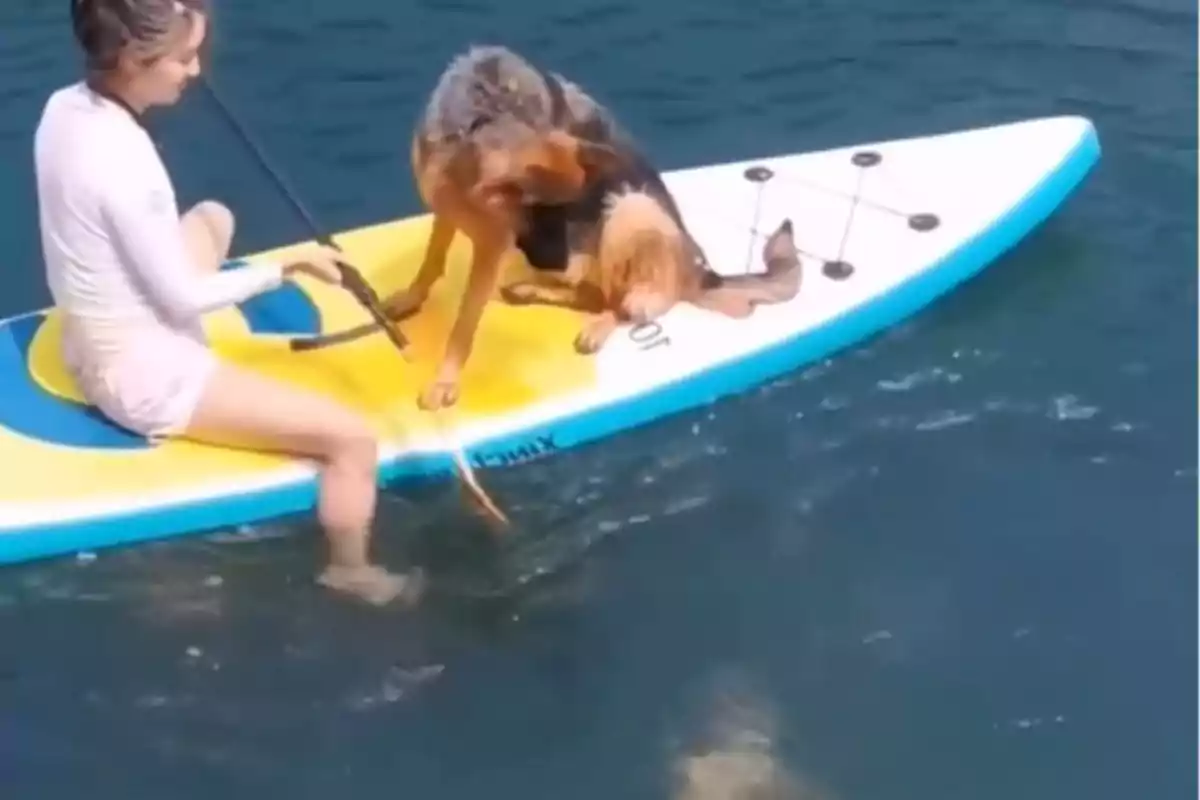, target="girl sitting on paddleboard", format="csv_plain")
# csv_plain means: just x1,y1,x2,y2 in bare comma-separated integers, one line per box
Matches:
34,0,422,606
